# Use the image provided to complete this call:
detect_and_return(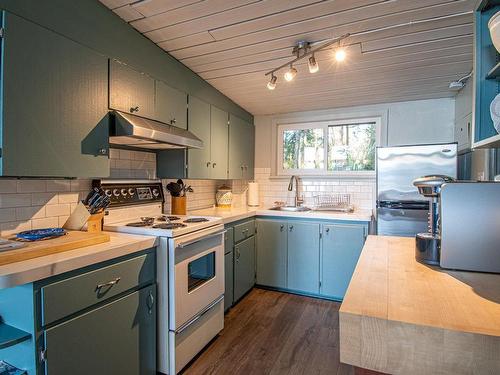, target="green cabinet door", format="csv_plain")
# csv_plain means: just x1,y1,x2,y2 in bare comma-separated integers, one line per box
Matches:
287,222,320,294
44,285,156,375
321,224,366,300
210,105,228,179
187,96,211,179
241,121,255,180
109,59,155,119
1,12,109,177
256,219,287,288
234,236,255,302
155,81,187,129
228,114,246,179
